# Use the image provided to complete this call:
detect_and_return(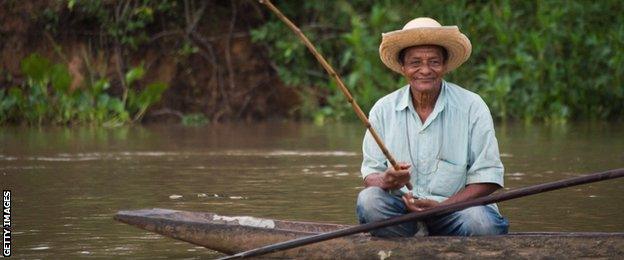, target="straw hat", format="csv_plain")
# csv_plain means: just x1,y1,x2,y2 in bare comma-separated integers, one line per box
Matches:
379,17,472,74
